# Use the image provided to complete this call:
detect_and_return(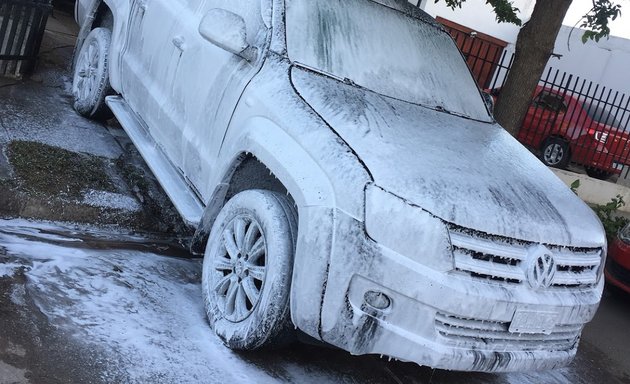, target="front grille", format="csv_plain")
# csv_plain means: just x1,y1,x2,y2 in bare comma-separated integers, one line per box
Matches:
435,312,581,351
450,230,602,289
